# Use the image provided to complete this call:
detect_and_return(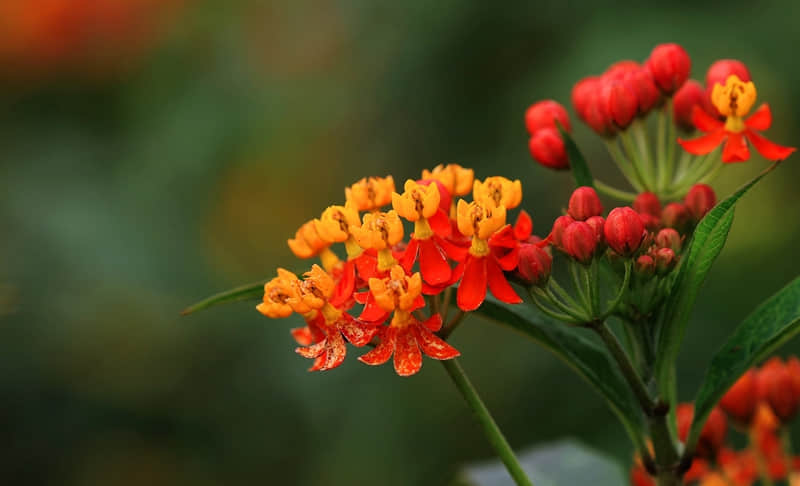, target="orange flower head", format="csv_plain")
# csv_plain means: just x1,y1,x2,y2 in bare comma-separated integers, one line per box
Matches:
350,210,404,251
473,176,522,209
313,203,361,243
345,175,395,211
391,179,441,222
287,264,335,313
711,74,757,133
256,268,299,318
456,199,507,241
368,265,422,313
288,220,330,258
421,164,475,196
